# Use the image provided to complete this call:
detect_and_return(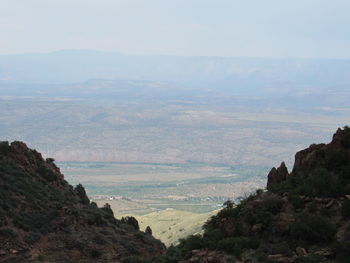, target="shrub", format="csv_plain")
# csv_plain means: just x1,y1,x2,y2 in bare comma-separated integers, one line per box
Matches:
0,141,10,155
145,226,152,235
87,212,105,226
24,231,41,245
290,213,336,243
178,234,204,252
74,184,90,204
0,227,18,238
46,158,55,164
288,194,304,209
90,249,102,258
94,234,107,245
217,237,259,257
262,194,284,214
325,149,349,171
38,165,58,182
101,203,114,217
121,216,139,230
65,240,85,250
